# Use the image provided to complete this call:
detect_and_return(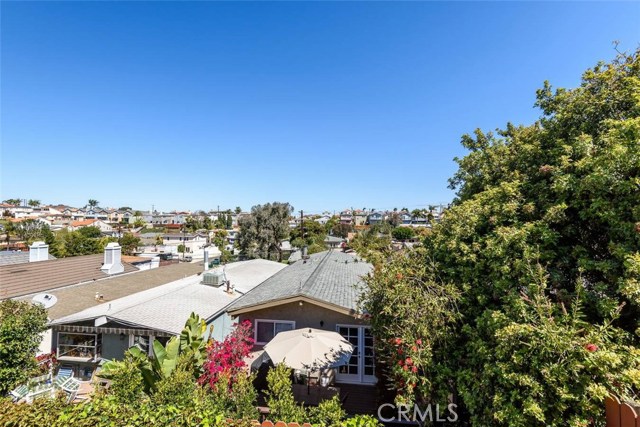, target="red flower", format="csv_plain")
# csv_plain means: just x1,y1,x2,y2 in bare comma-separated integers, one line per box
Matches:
416,339,422,346
405,357,413,366
394,338,403,346
412,366,418,373
403,365,409,371
411,345,418,352
585,343,598,352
